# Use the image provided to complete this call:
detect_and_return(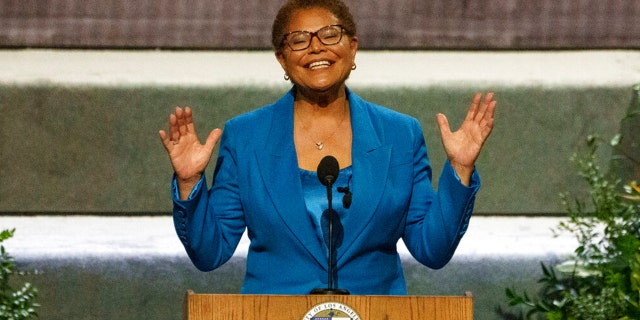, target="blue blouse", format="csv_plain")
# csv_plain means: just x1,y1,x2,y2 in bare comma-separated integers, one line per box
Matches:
299,166,352,252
